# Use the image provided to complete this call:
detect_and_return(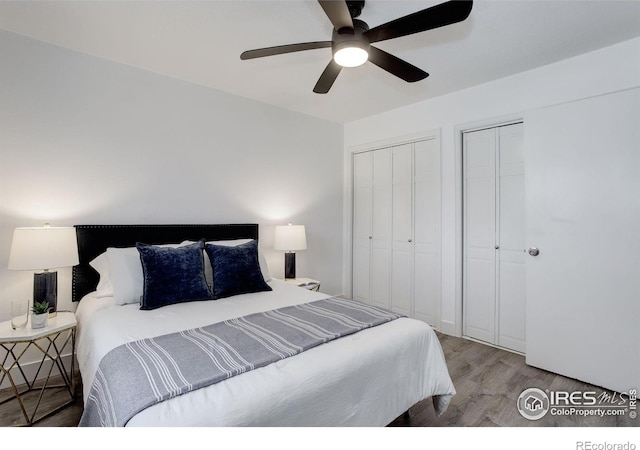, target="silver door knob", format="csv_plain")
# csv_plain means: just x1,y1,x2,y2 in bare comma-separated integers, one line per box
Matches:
408,239,412,243
528,247,540,256
495,245,500,250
